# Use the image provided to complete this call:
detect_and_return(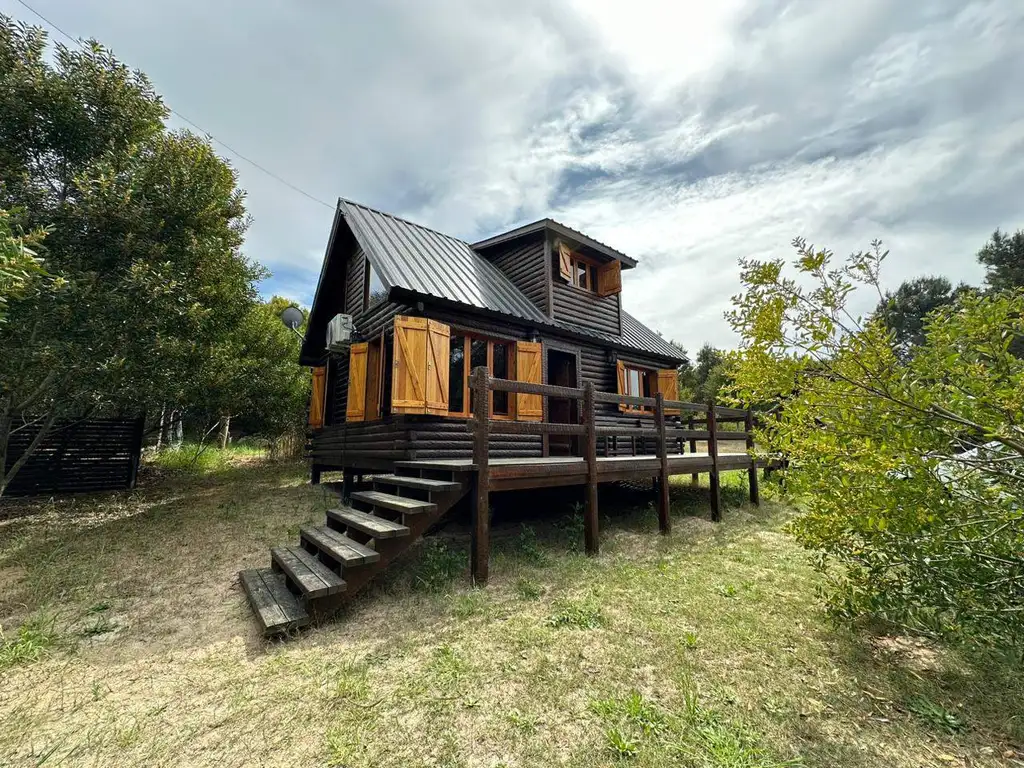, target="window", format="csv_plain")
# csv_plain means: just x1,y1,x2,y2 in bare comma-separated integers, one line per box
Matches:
570,256,595,292
448,334,465,413
622,364,655,413
492,342,510,415
364,260,386,310
448,334,516,418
